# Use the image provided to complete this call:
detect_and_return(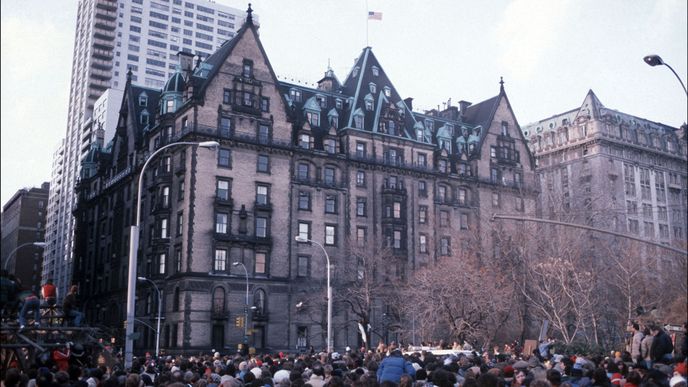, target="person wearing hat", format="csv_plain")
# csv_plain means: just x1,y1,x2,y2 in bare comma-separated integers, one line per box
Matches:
670,375,687,387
